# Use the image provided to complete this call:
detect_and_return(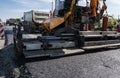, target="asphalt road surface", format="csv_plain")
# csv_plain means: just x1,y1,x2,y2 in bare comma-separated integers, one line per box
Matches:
5,26,120,78
26,49,120,78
